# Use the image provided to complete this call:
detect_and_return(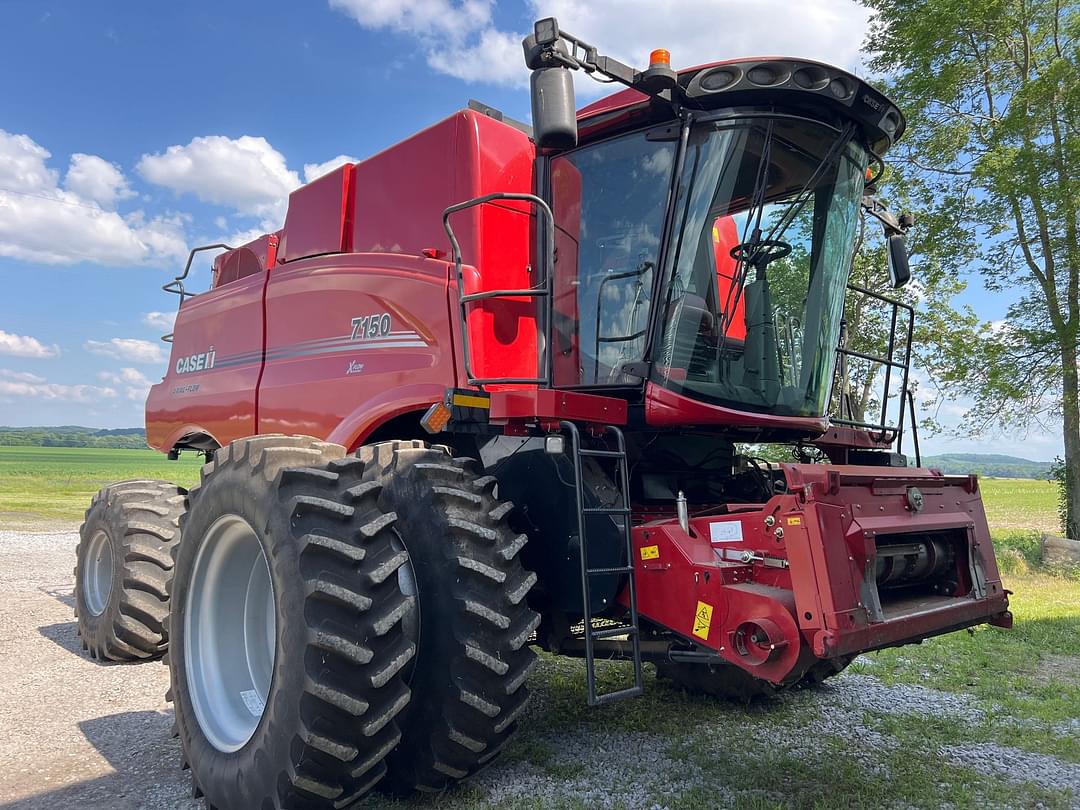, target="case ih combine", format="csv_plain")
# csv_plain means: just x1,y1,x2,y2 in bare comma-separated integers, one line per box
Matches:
74,19,1012,809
